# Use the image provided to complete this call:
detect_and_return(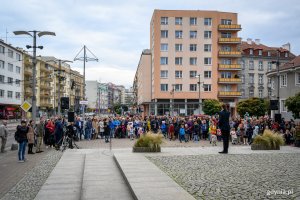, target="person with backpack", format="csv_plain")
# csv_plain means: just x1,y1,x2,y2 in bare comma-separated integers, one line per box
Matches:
15,120,29,162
